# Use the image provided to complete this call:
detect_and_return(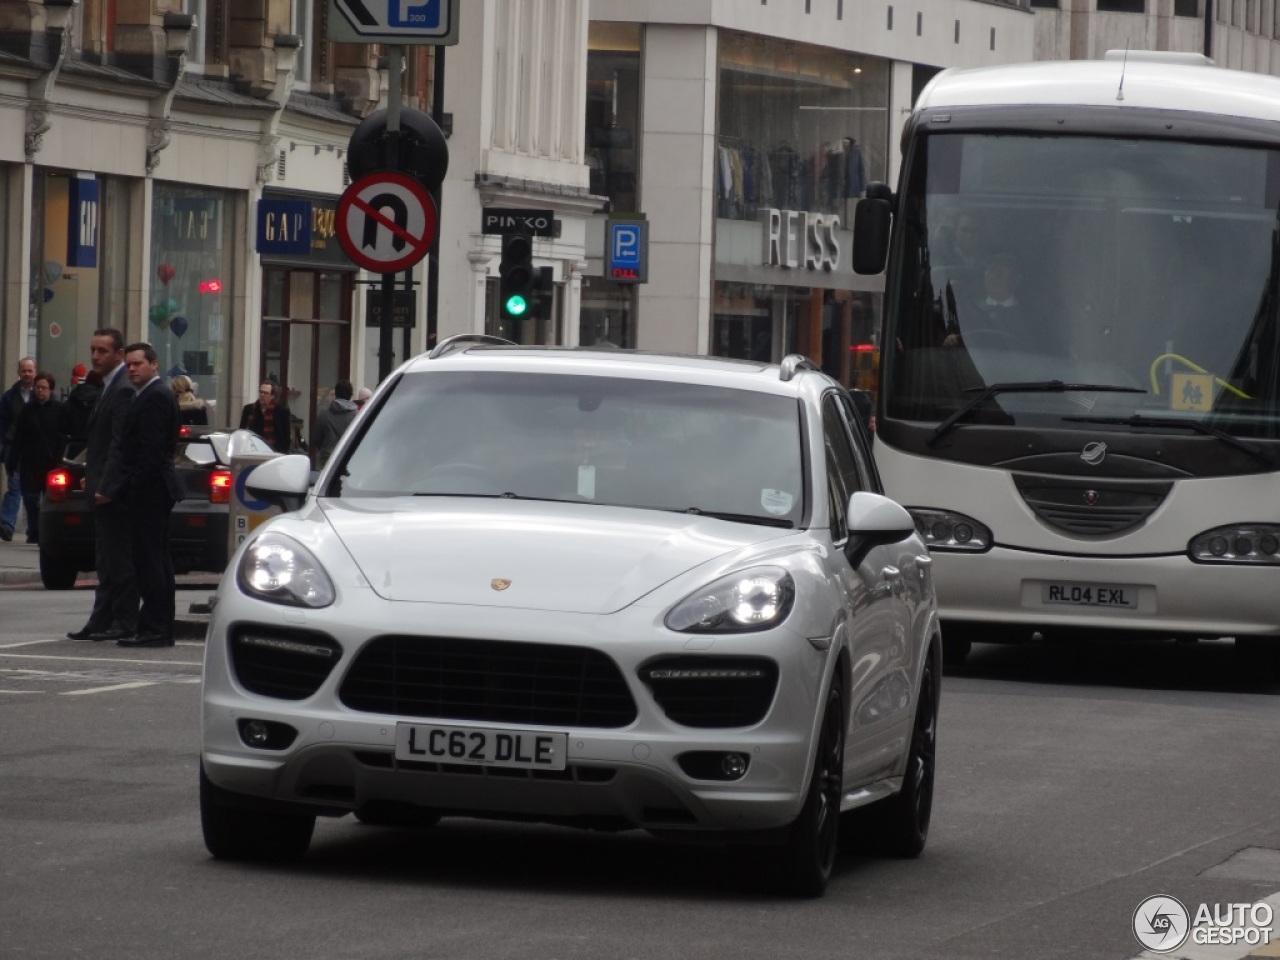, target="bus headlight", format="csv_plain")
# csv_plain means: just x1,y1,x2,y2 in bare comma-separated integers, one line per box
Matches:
1189,524,1280,564
909,508,992,552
